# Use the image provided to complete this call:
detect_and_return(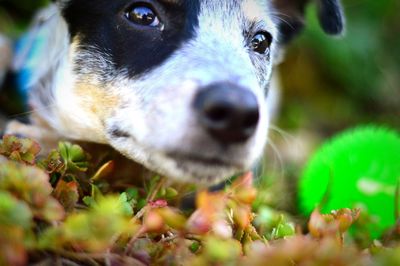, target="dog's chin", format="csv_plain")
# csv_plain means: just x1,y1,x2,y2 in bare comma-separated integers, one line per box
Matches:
108,139,247,184
145,152,242,185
